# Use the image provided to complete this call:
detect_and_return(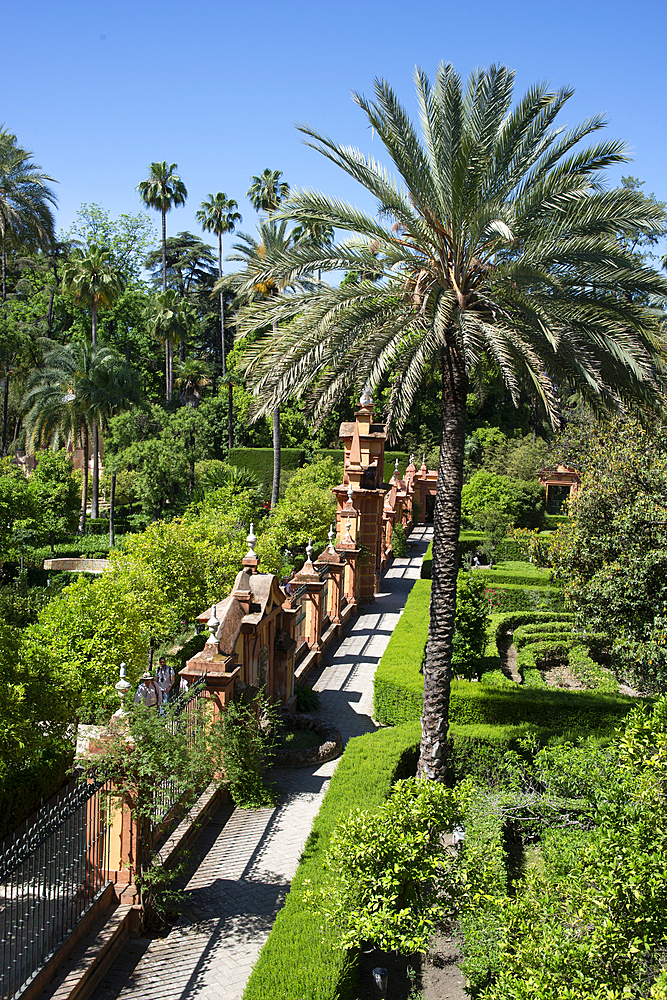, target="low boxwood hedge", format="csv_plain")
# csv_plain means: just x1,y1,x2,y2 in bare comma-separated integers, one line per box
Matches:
242,721,421,1000
374,580,430,725
449,721,549,783
484,581,565,613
